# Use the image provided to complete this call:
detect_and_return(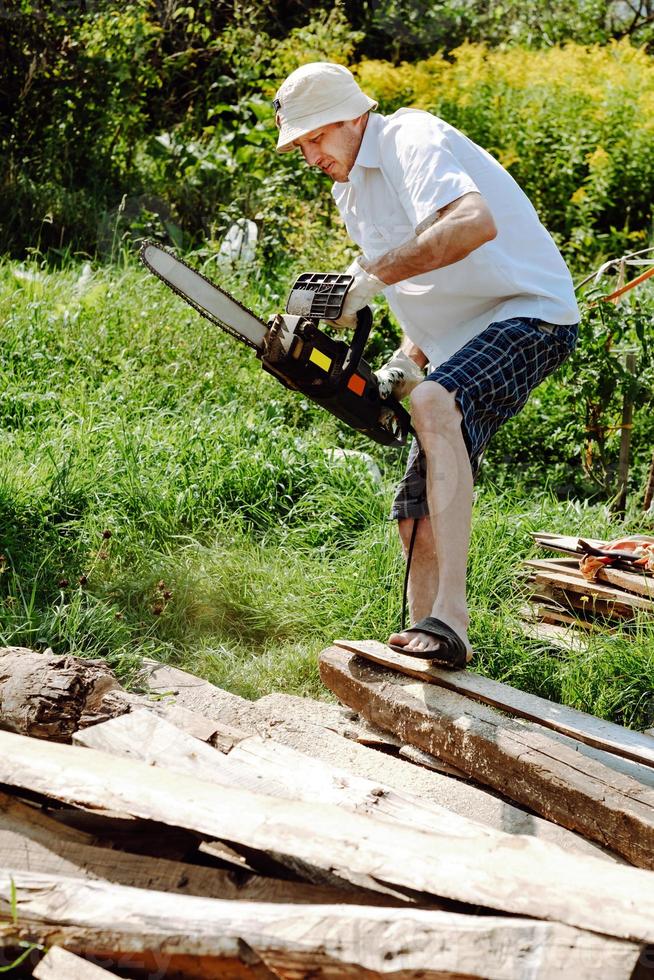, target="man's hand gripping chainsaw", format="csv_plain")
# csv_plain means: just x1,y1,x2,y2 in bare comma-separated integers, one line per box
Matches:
140,241,414,448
